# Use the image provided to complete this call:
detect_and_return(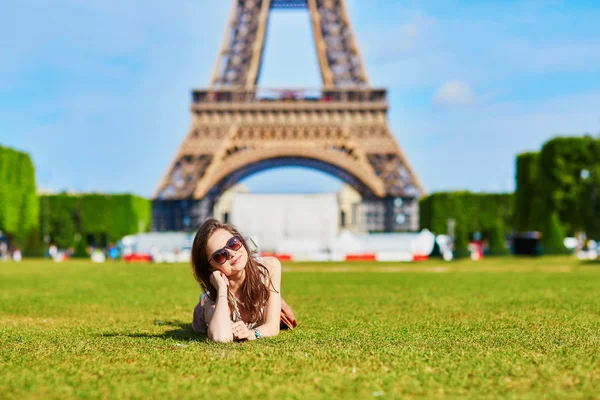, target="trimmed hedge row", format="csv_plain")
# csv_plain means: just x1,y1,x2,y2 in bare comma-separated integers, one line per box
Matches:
419,192,513,235
419,192,513,254
0,145,39,246
39,194,151,249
